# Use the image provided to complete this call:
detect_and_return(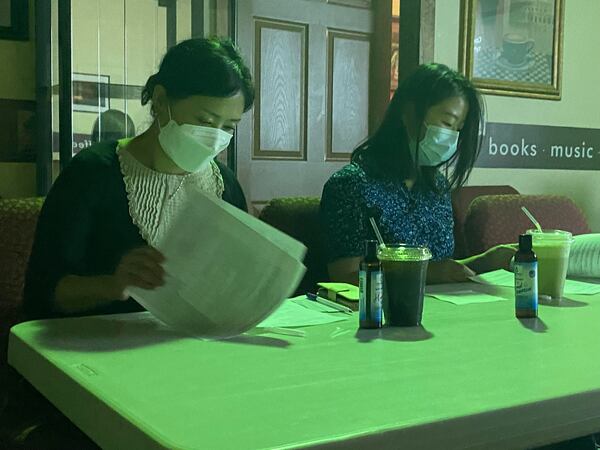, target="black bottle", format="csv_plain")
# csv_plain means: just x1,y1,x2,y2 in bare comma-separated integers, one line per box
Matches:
515,234,538,318
359,240,383,329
